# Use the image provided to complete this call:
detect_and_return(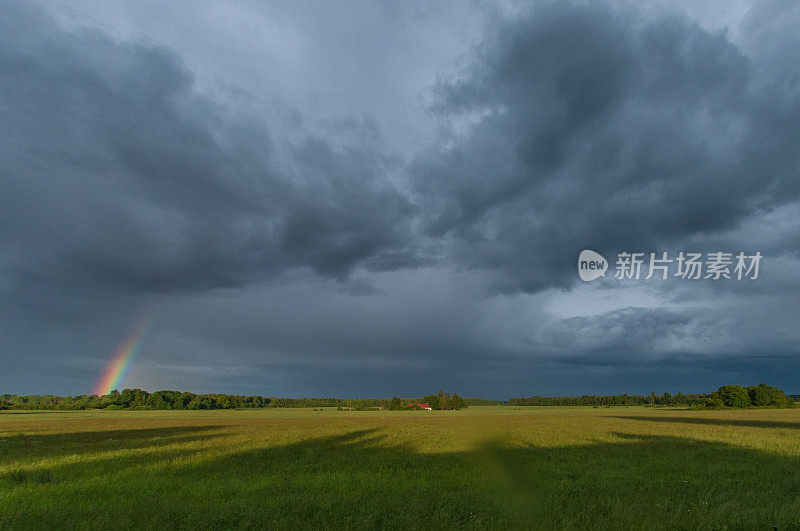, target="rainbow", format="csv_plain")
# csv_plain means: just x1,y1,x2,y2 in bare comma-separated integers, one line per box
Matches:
94,314,154,396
